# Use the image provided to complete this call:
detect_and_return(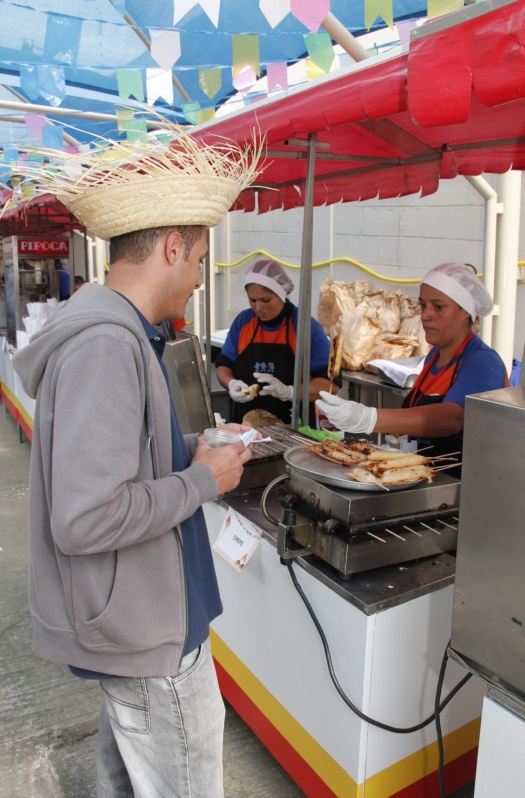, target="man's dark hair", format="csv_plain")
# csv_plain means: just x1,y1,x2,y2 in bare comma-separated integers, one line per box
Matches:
109,225,204,265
